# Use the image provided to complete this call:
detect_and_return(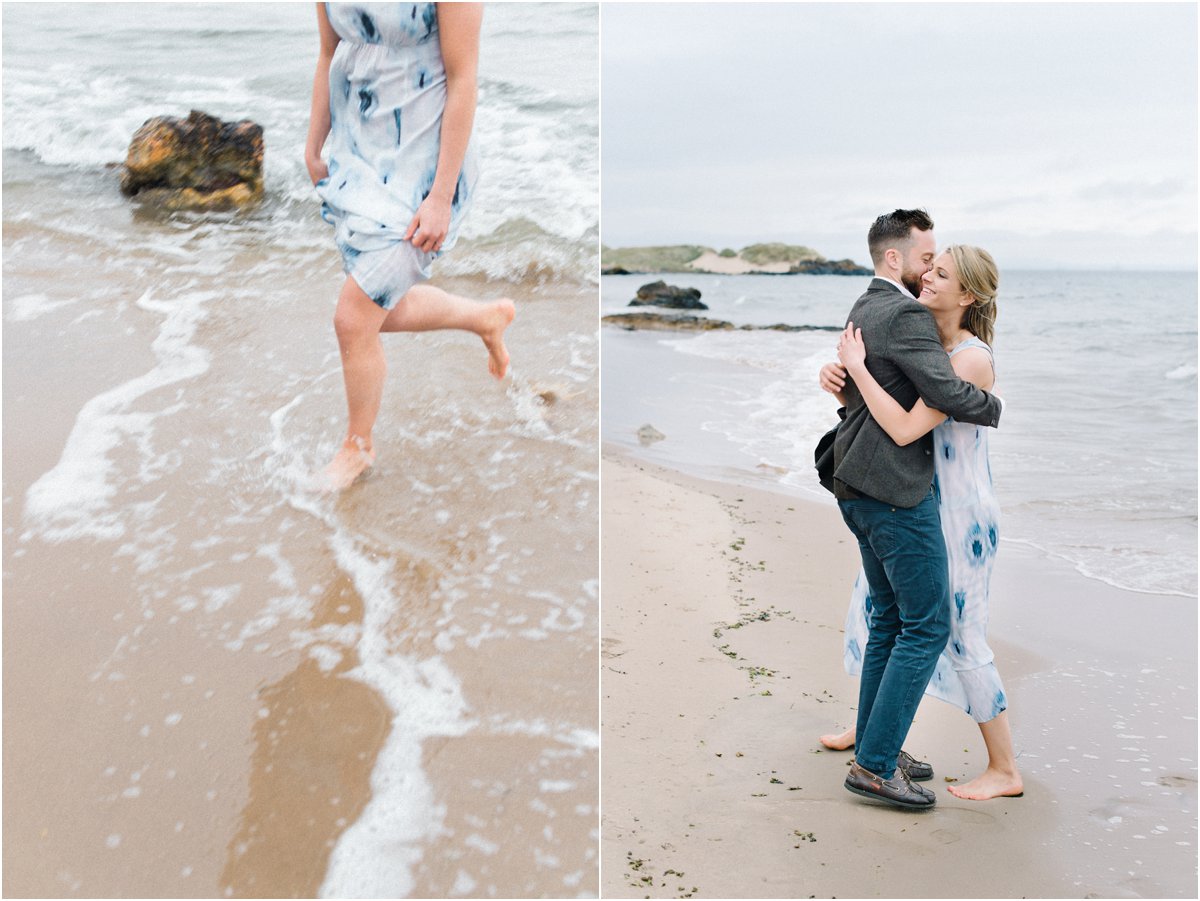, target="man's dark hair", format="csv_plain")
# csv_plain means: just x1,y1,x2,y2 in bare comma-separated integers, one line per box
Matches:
867,208,934,267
